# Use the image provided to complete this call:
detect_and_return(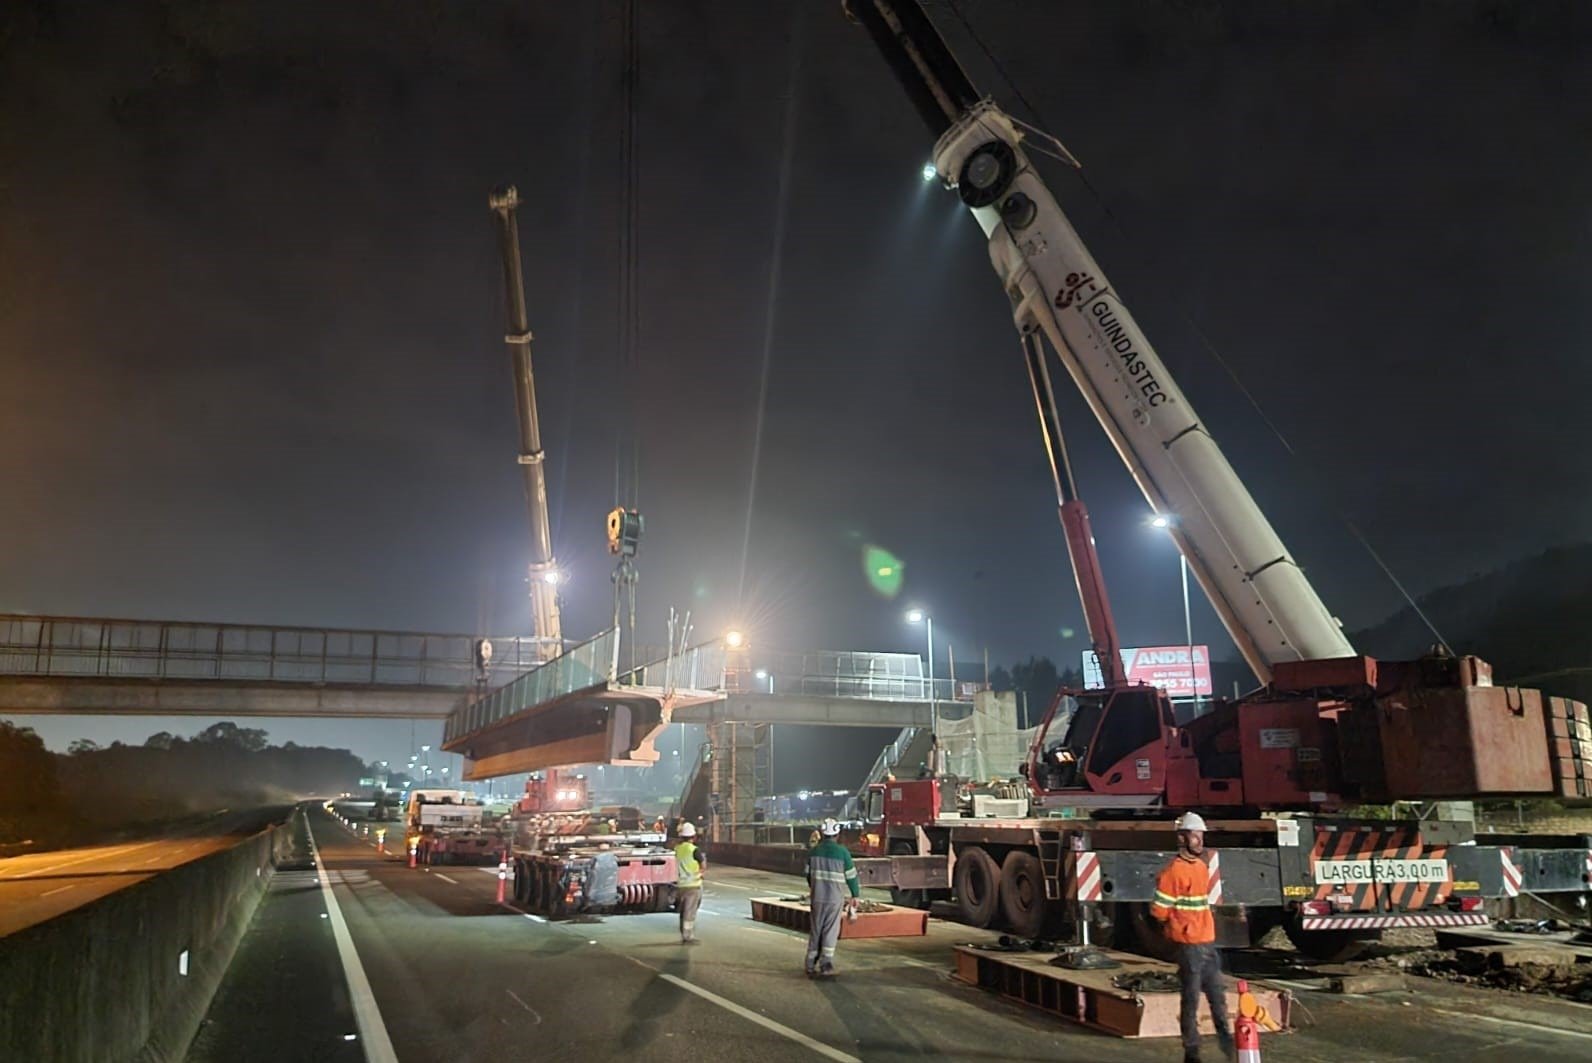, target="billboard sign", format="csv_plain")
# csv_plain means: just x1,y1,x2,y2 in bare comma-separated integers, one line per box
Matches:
1082,645,1212,697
